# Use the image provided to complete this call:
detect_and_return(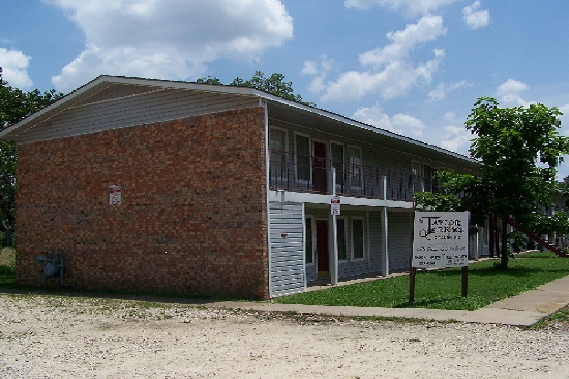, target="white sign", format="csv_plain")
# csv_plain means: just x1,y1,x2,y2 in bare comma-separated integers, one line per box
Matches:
412,212,469,268
109,185,122,206
331,196,340,215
